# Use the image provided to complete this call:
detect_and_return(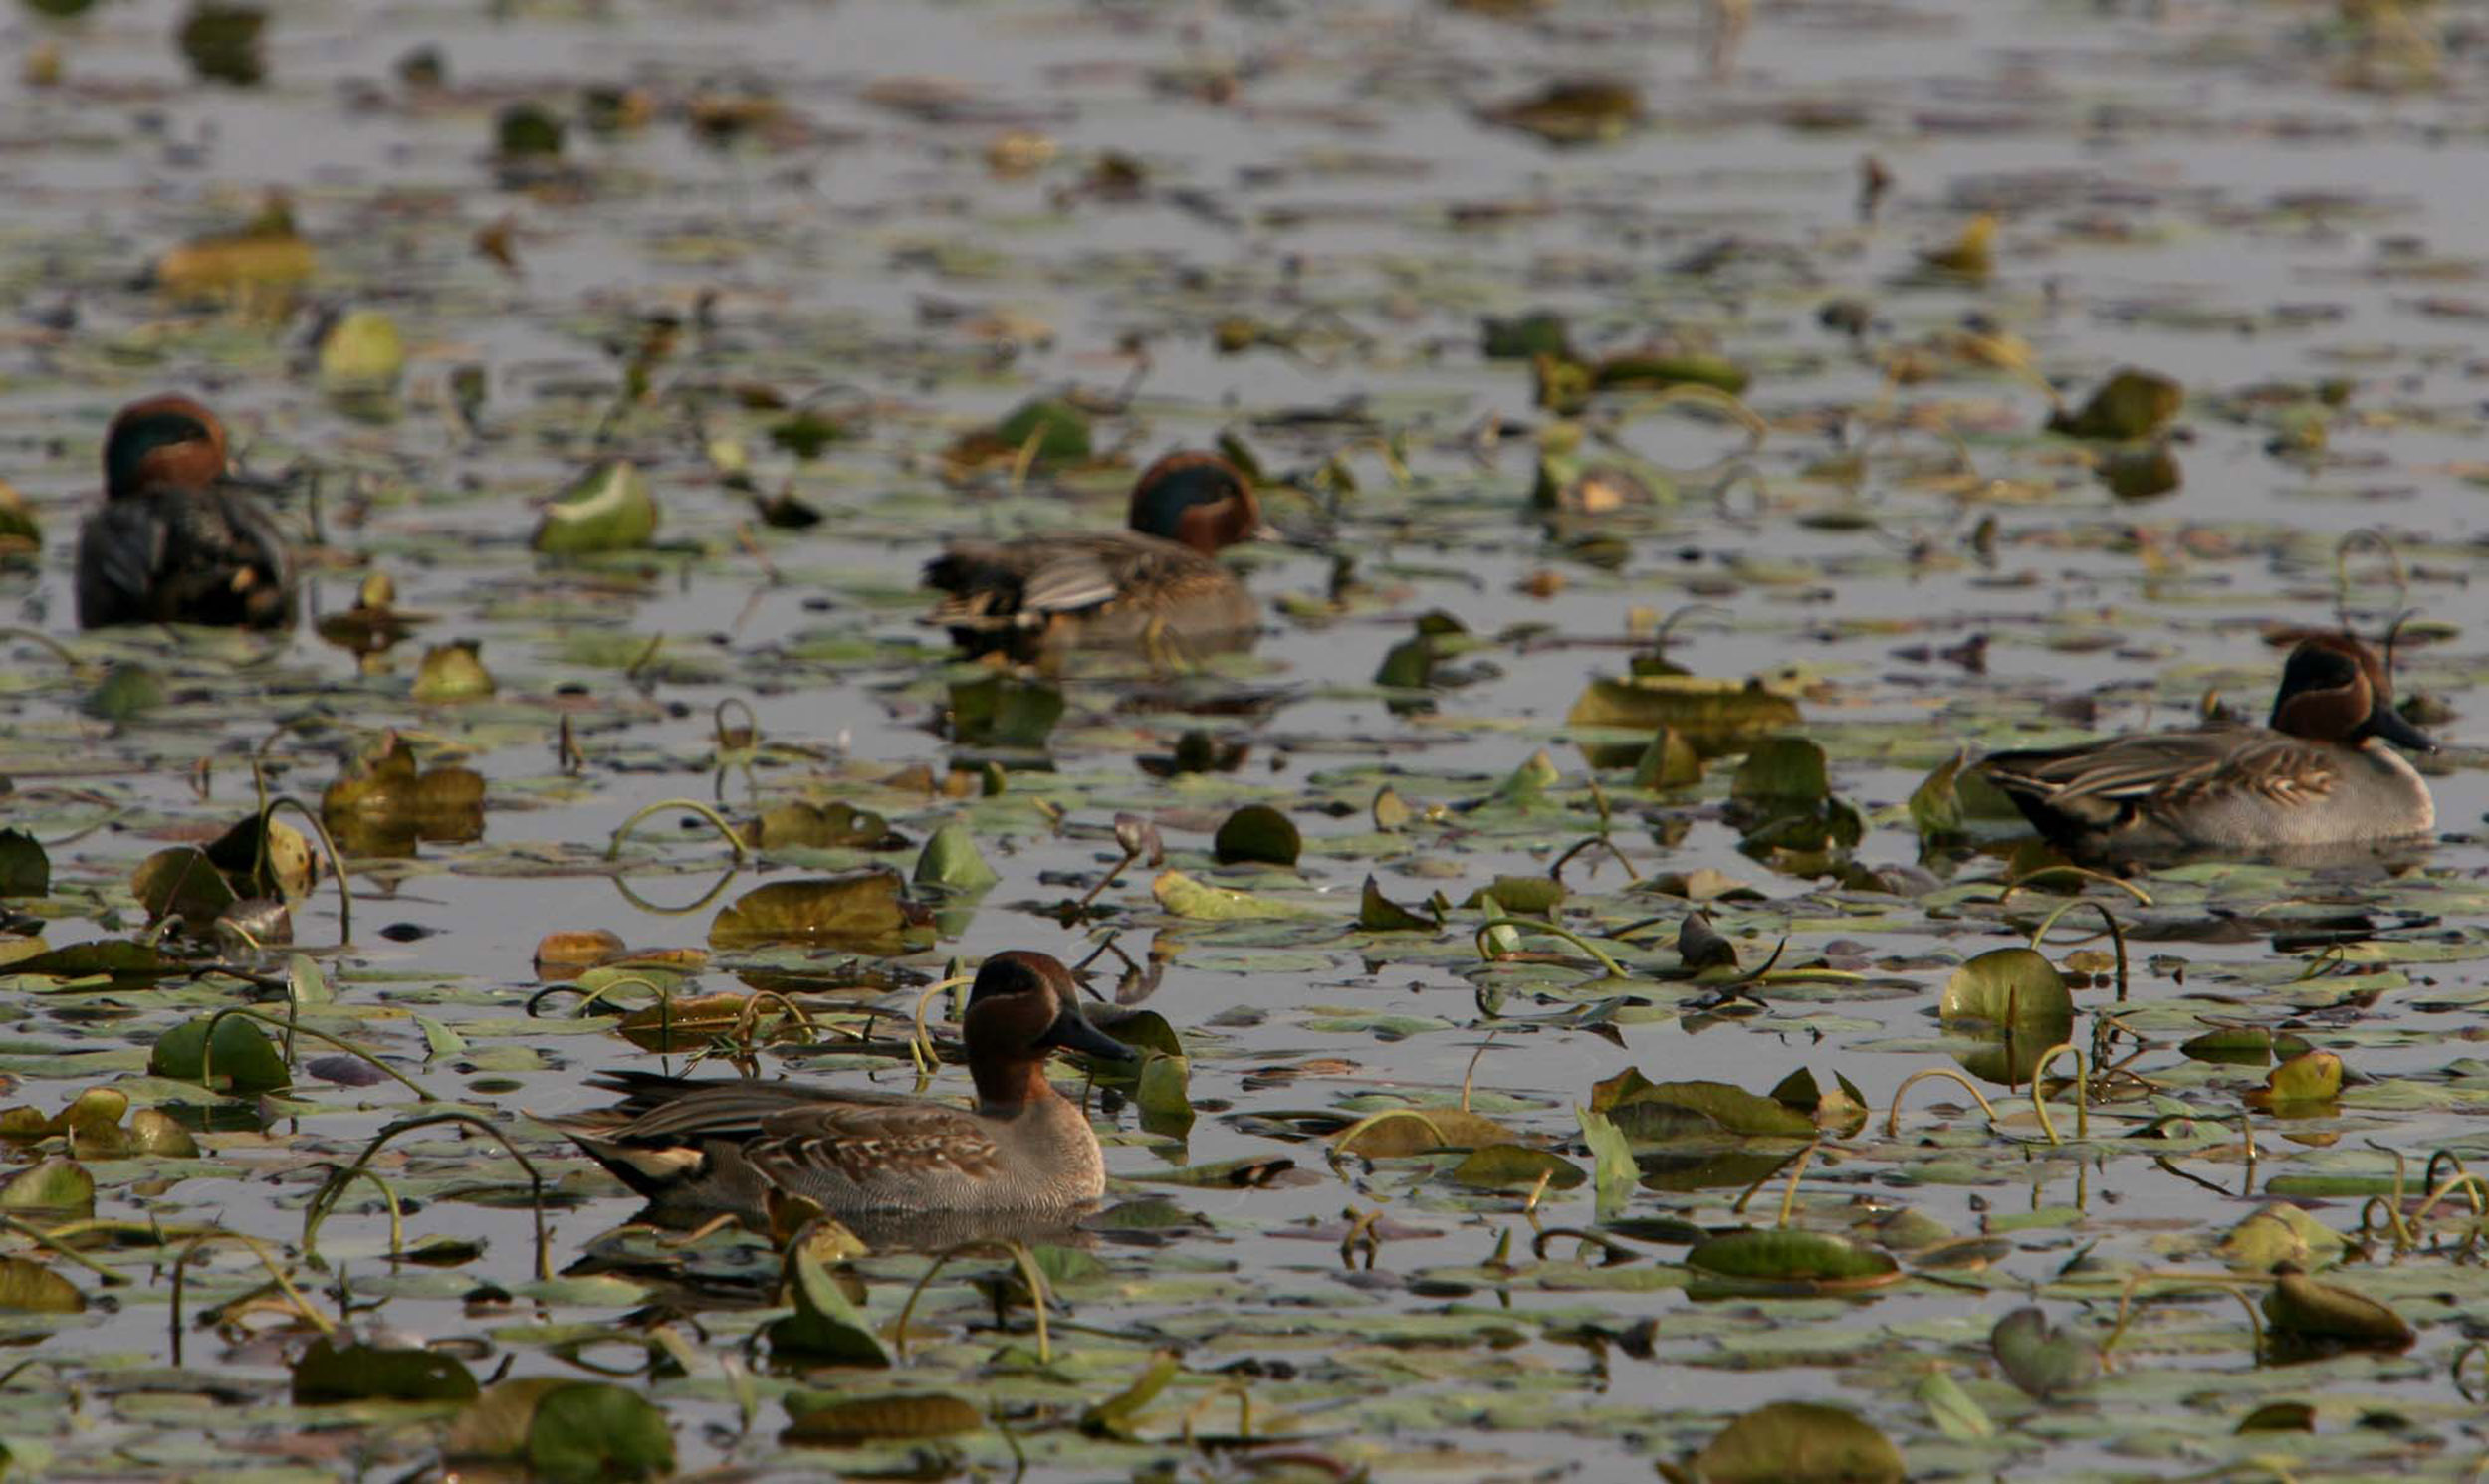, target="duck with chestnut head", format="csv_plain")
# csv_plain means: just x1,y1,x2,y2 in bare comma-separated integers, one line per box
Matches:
75,394,296,630
1977,633,2438,857
923,450,1275,661
546,951,1136,1224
